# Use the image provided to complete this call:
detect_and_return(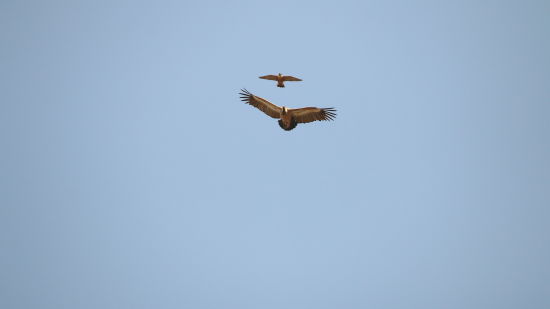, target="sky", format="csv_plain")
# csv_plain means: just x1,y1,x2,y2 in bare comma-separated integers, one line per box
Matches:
1,1,549,308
